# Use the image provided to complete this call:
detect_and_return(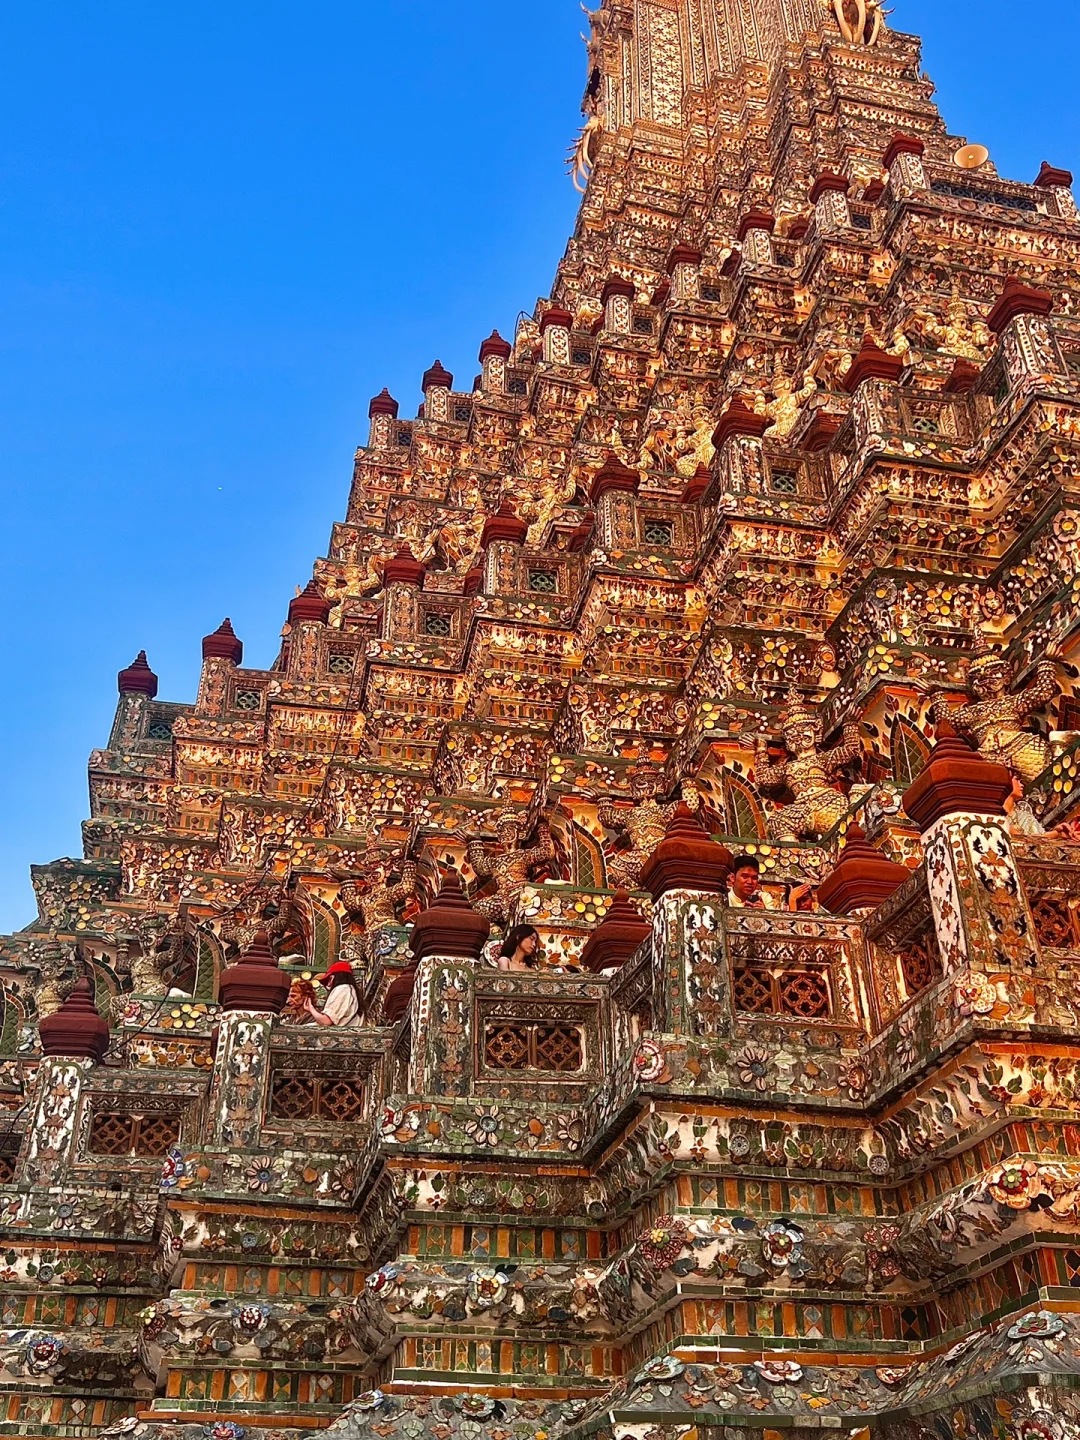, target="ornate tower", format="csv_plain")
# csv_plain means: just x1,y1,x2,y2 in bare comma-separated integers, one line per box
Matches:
5,4,1080,1439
